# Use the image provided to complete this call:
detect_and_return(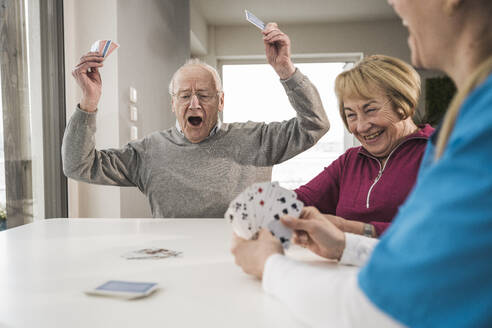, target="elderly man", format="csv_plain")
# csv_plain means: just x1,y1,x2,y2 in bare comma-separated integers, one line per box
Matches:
63,24,329,218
